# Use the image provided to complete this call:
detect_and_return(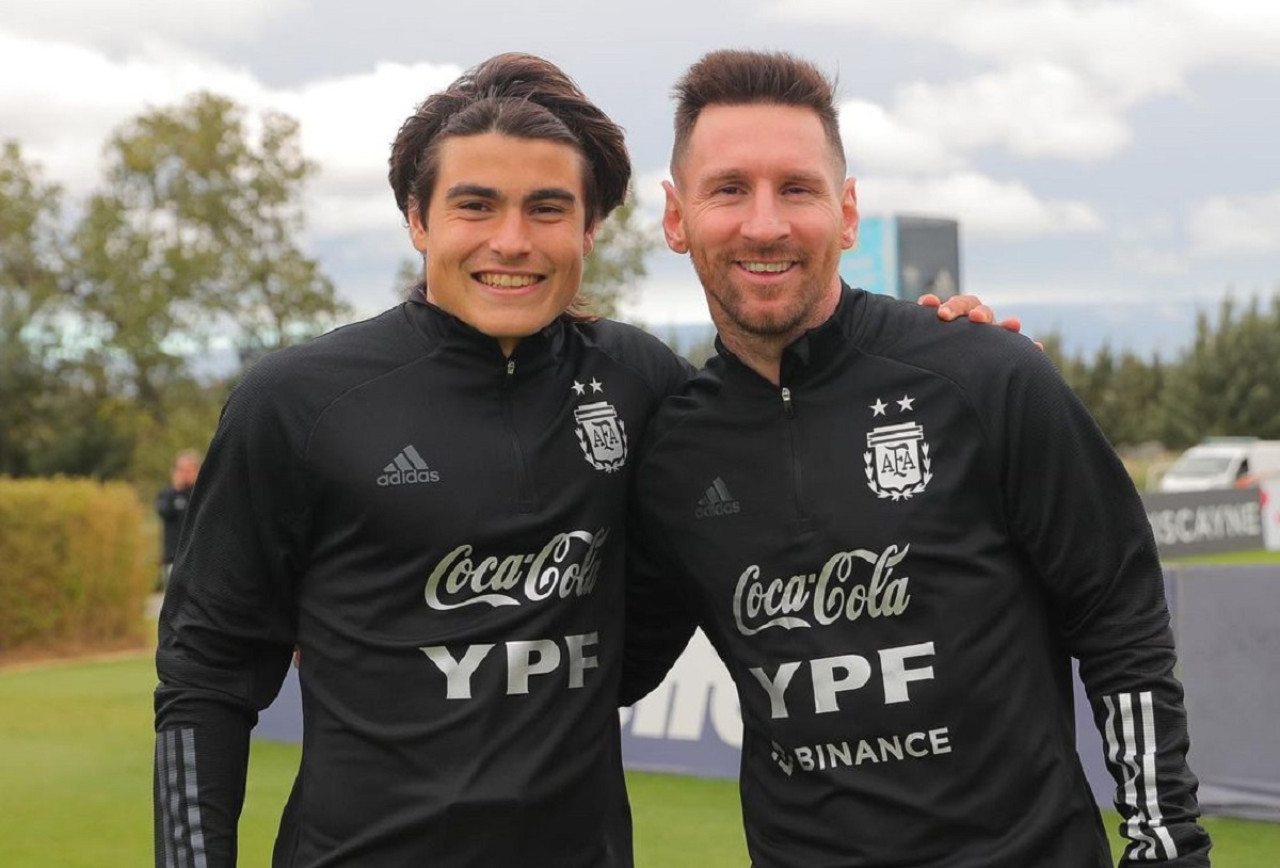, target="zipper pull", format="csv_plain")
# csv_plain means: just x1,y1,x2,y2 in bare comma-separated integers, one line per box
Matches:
781,386,794,418
506,359,516,377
